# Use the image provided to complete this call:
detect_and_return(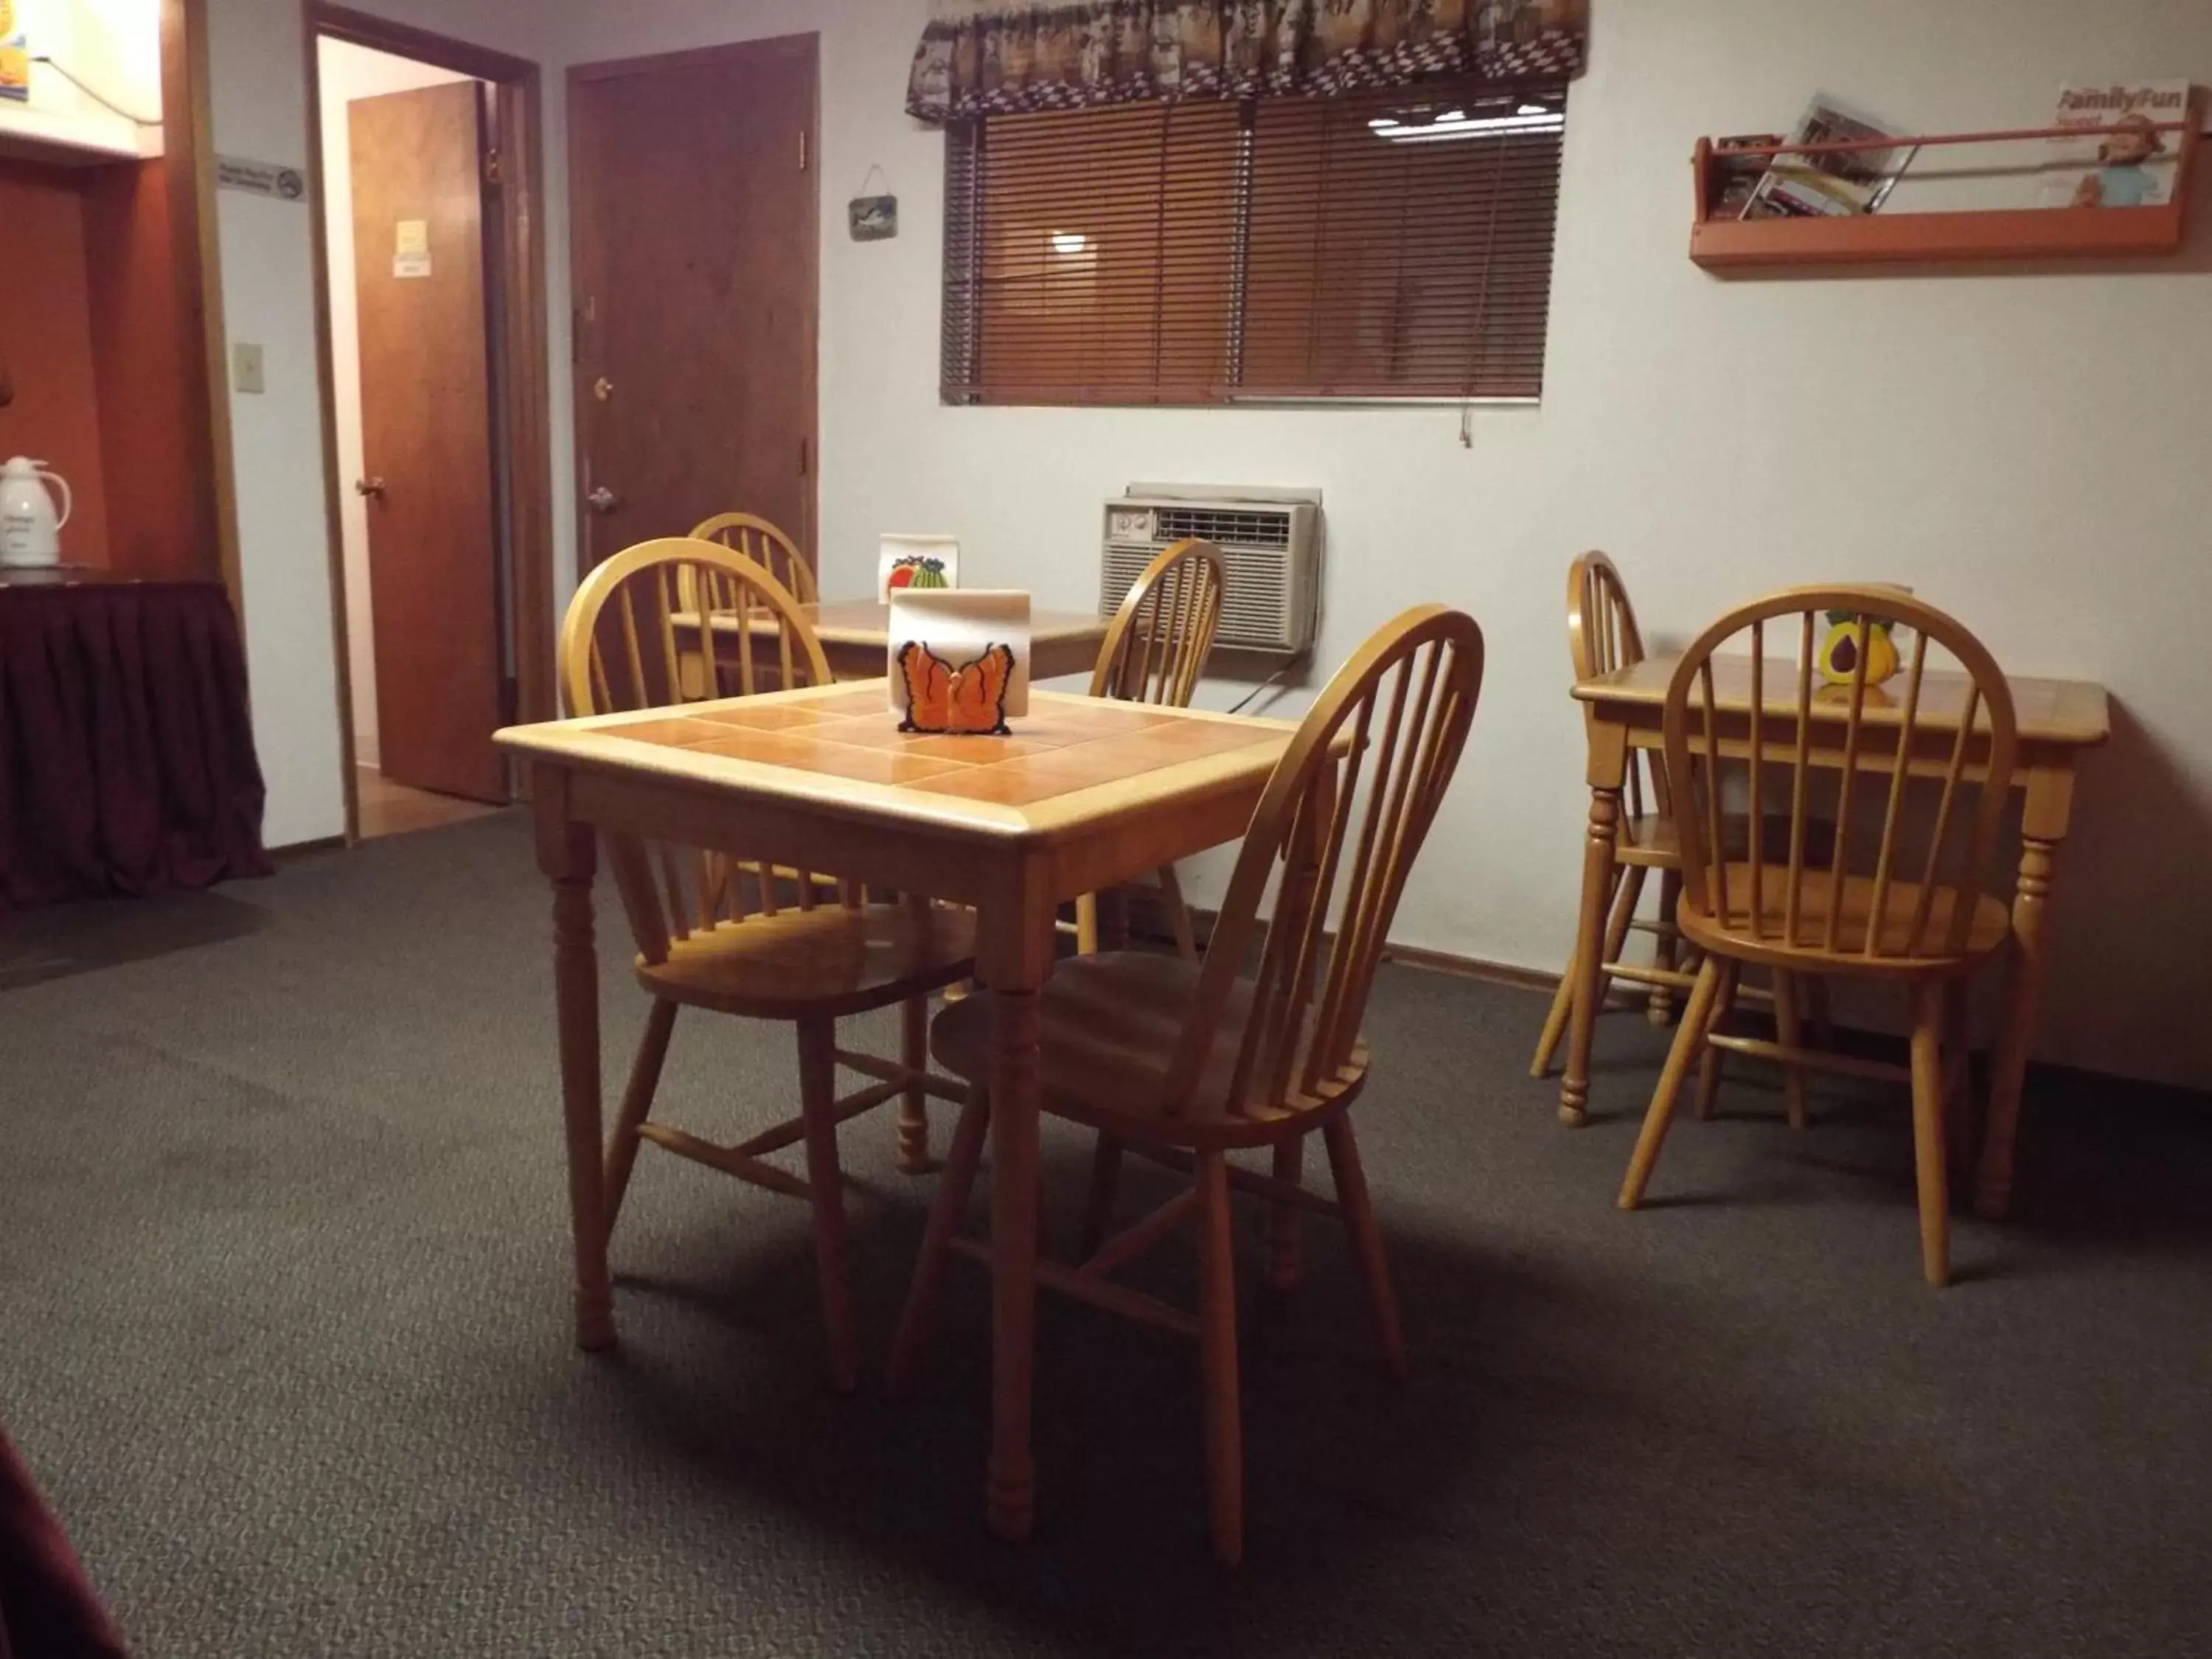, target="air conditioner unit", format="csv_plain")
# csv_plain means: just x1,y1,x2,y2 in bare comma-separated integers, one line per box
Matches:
1100,484,1322,655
